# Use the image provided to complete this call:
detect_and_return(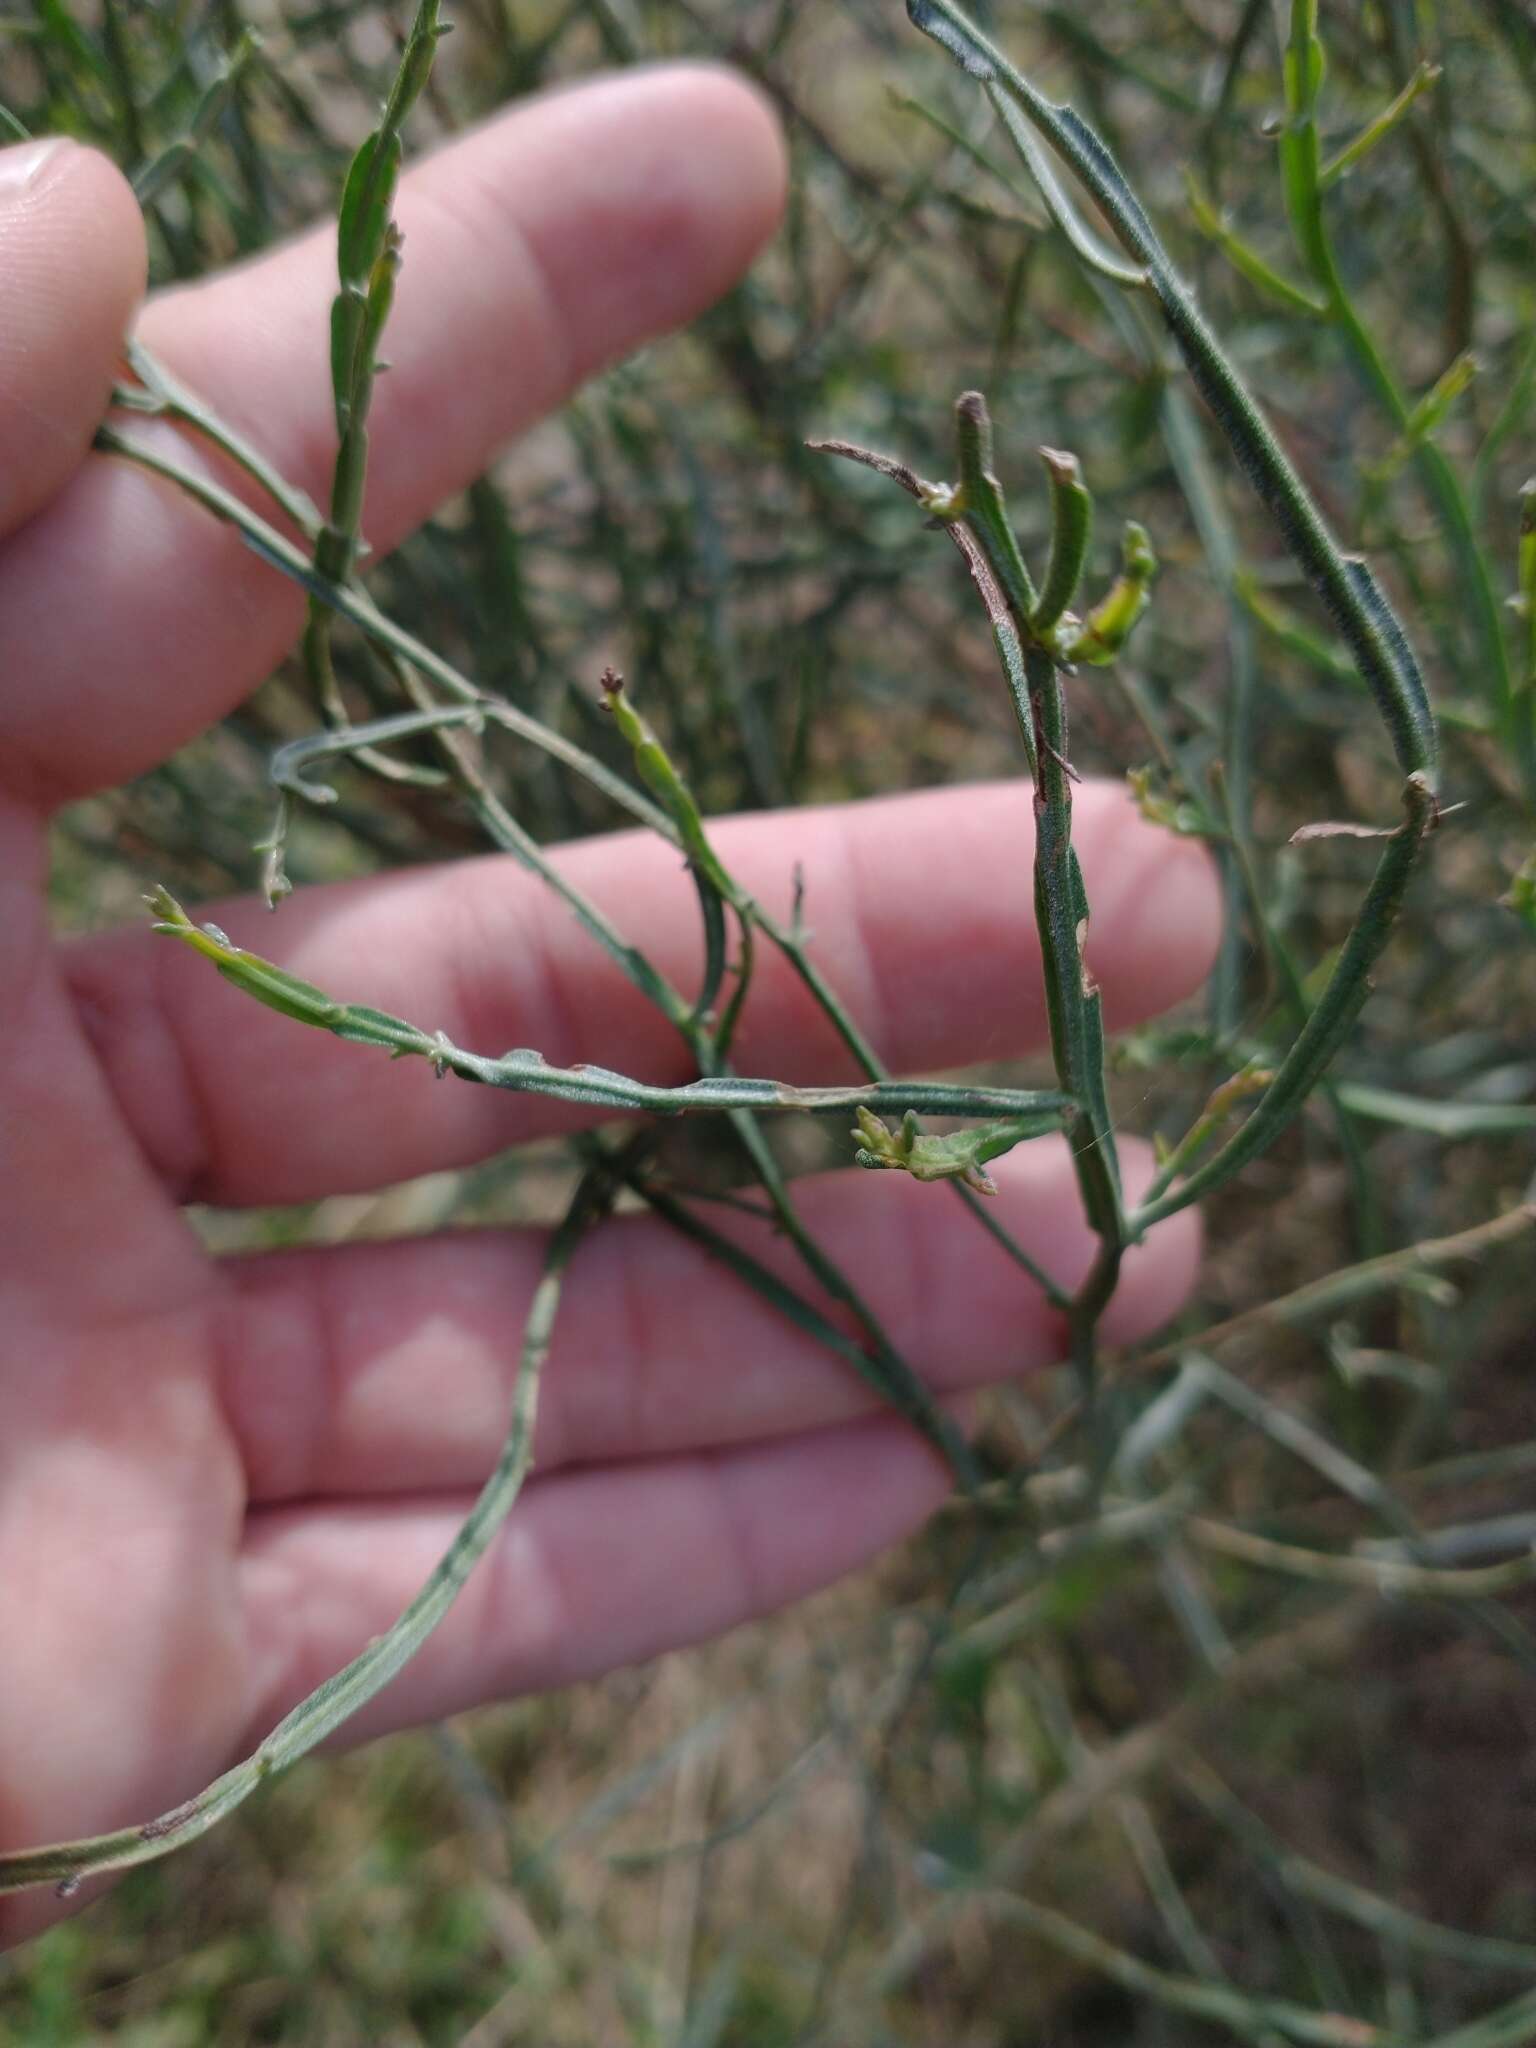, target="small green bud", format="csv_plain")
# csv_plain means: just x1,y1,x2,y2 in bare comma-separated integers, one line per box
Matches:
919,479,967,521
1518,480,1536,622
1060,521,1156,666
953,389,996,499
1031,447,1092,634
146,888,426,1053
1127,766,1207,838
1504,846,1536,934
600,669,732,895
852,1106,1065,1194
